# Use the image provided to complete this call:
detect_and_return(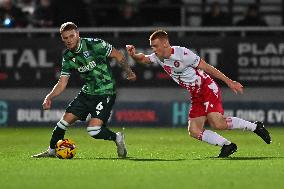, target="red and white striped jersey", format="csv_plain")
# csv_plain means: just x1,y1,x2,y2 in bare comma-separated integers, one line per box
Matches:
147,46,211,90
